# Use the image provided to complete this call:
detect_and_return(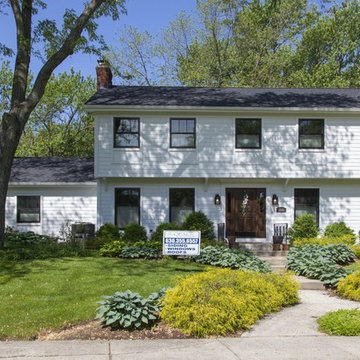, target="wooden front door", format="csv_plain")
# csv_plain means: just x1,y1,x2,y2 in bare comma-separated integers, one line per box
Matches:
226,188,266,238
